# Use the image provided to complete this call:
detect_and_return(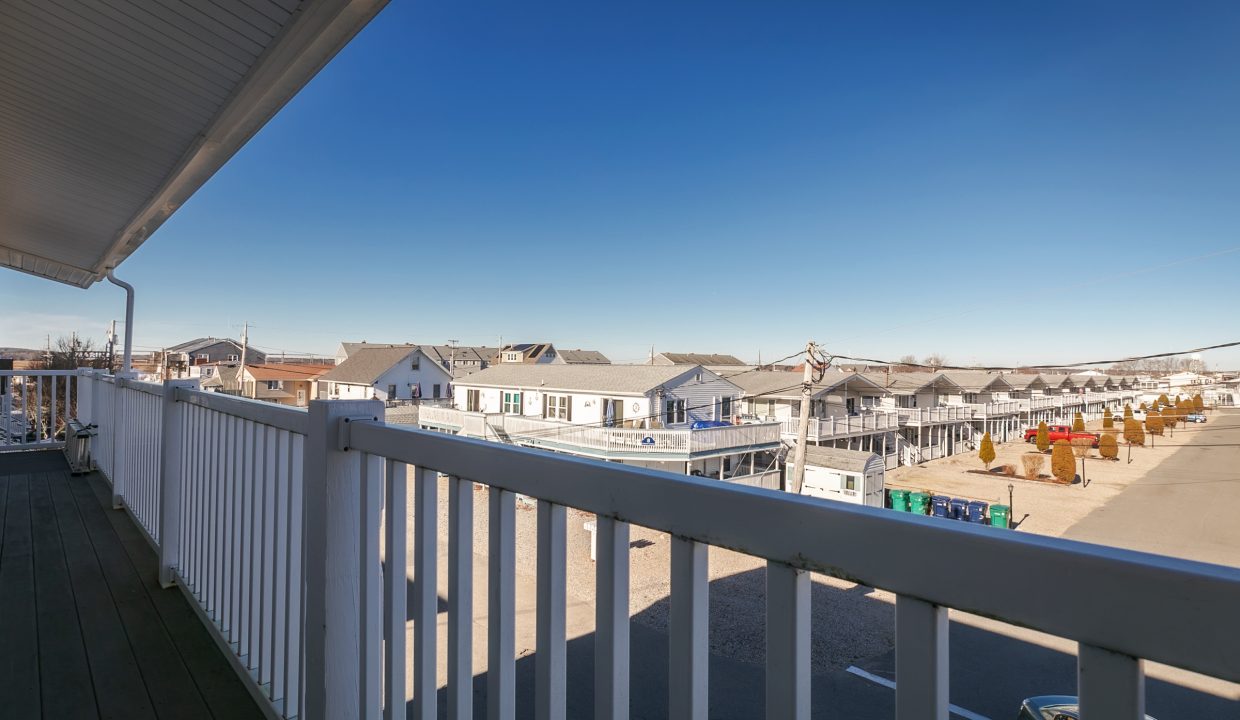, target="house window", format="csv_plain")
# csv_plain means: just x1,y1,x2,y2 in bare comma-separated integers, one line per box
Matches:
504,352,521,362
502,391,522,414
544,394,571,420
197,353,209,361
387,384,397,398
844,475,858,492
466,389,481,412
665,399,686,425
721,396,733,418
963,393,979,403
411,356,420,369
267,380,280,390
433,384,441,399
227,354,239,362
